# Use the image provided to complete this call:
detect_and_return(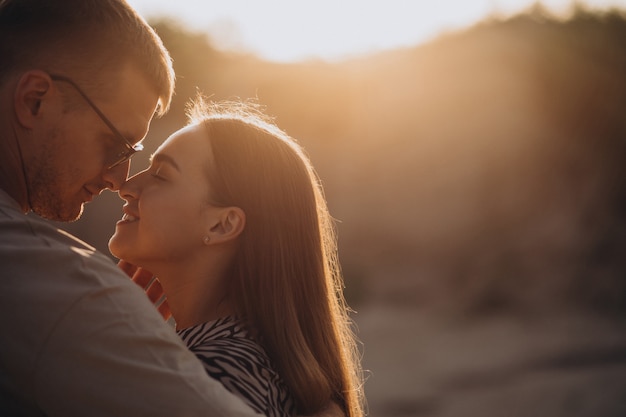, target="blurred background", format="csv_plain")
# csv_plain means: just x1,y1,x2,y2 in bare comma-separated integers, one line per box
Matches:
57,1,626,415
